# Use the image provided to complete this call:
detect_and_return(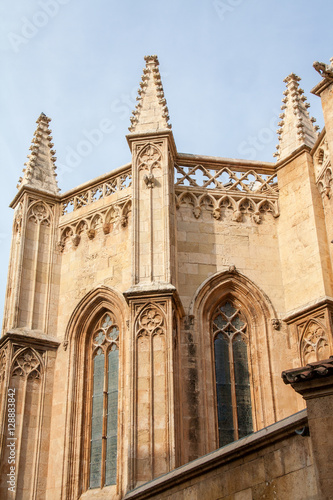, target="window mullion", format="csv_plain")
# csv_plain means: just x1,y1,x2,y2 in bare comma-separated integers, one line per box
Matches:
229,337,239,441
101,346,108,489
